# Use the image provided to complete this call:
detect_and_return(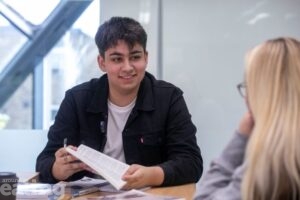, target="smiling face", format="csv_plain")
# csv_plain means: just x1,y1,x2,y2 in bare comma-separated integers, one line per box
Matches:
98,40,148,98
